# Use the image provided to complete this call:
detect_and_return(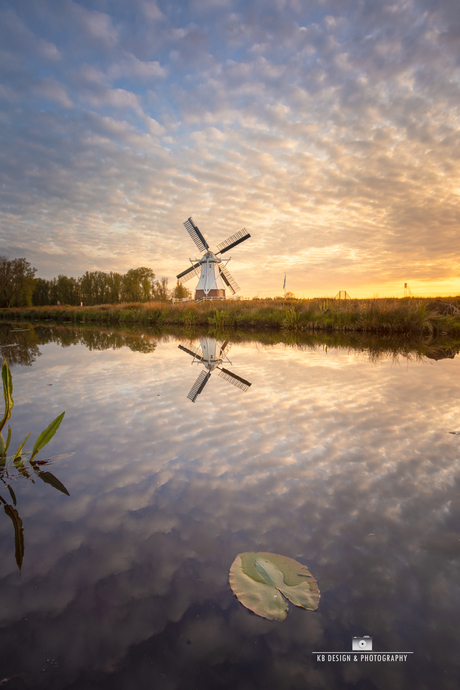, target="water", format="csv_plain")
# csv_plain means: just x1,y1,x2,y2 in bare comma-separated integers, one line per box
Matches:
0,323,459,689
